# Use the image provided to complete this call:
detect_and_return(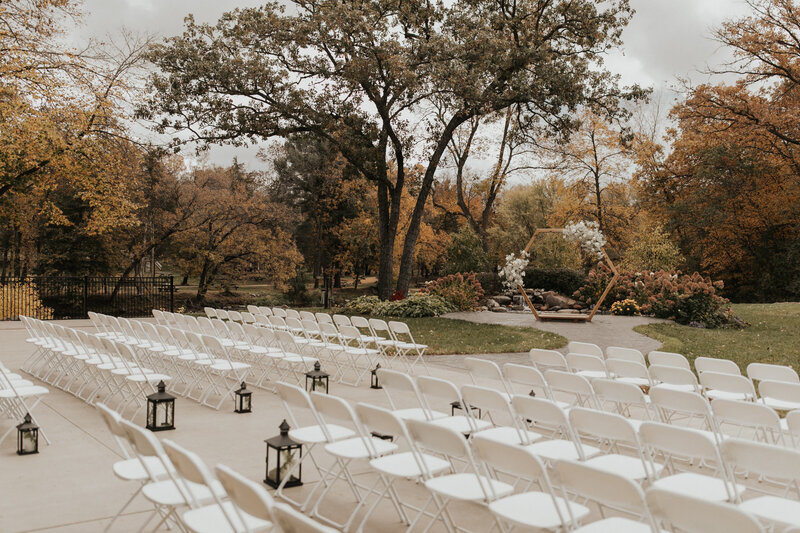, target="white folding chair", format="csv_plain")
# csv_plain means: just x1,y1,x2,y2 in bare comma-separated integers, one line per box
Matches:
511,395,601,462
416,376,492,436
593,378,657,427
646,487,765,533
648,364,701,393
376,368,446,423
307,392,398,530
461,384,542,445
566,341,603,358
566,353,609,380
354,402,452,532
721,438,800,529
502,363,566,407
700,371,757,401
474,437,589,531
713,398,788,445
464,357,513,399
759,380,800,411
568,407,659,482
272,503,338,533
605,346,646,365
747,362,800,384
544,370,600,408
649,386,724,445
648,350,690,369
639,421,741,502
0,364,50,447
201,335,252,410
388,321,429,373
606,359,652,389
406,419,513,533
214,464,276,533
553,459,658,532
529,349,568,372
